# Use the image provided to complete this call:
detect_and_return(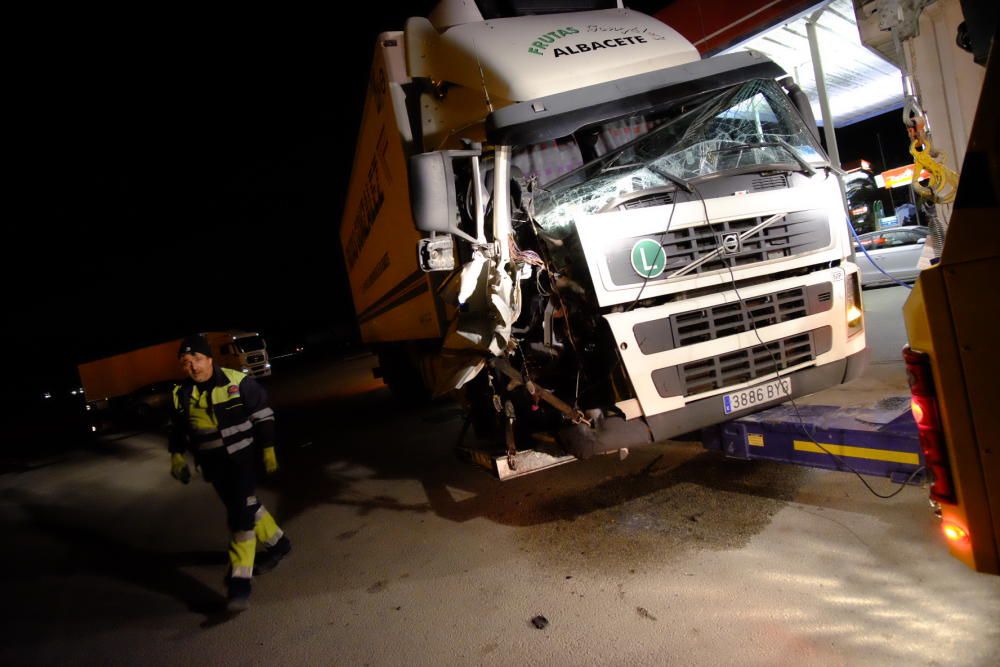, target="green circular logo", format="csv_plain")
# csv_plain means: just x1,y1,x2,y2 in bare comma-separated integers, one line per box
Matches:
631,239,666,279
